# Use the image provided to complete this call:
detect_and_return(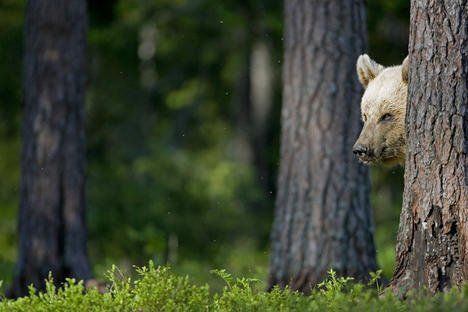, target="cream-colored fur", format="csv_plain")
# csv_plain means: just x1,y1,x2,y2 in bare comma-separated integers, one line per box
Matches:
354,54,409,166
